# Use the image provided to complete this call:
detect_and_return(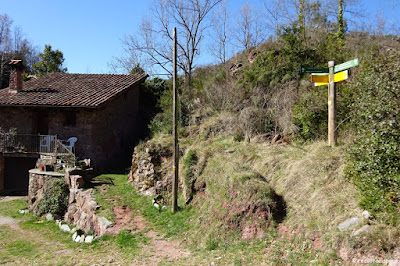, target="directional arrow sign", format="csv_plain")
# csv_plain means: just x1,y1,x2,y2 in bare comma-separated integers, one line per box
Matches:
334,58,359,73
301,66,329,74
312,70,349,86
